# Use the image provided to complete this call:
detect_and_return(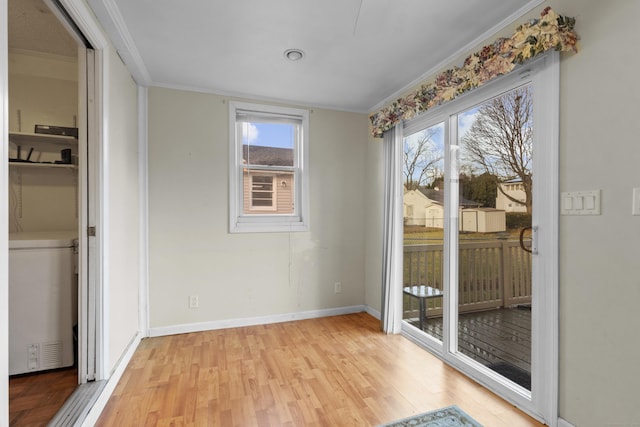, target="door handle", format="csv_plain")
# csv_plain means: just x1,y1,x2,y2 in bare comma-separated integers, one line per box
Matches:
519,226,538,255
